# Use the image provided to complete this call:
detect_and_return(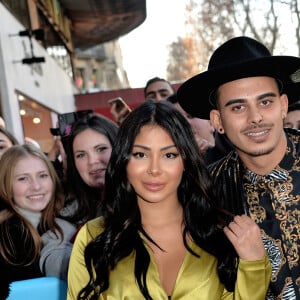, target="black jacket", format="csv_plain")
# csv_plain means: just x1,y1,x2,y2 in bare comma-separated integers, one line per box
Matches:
0,217,42,300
